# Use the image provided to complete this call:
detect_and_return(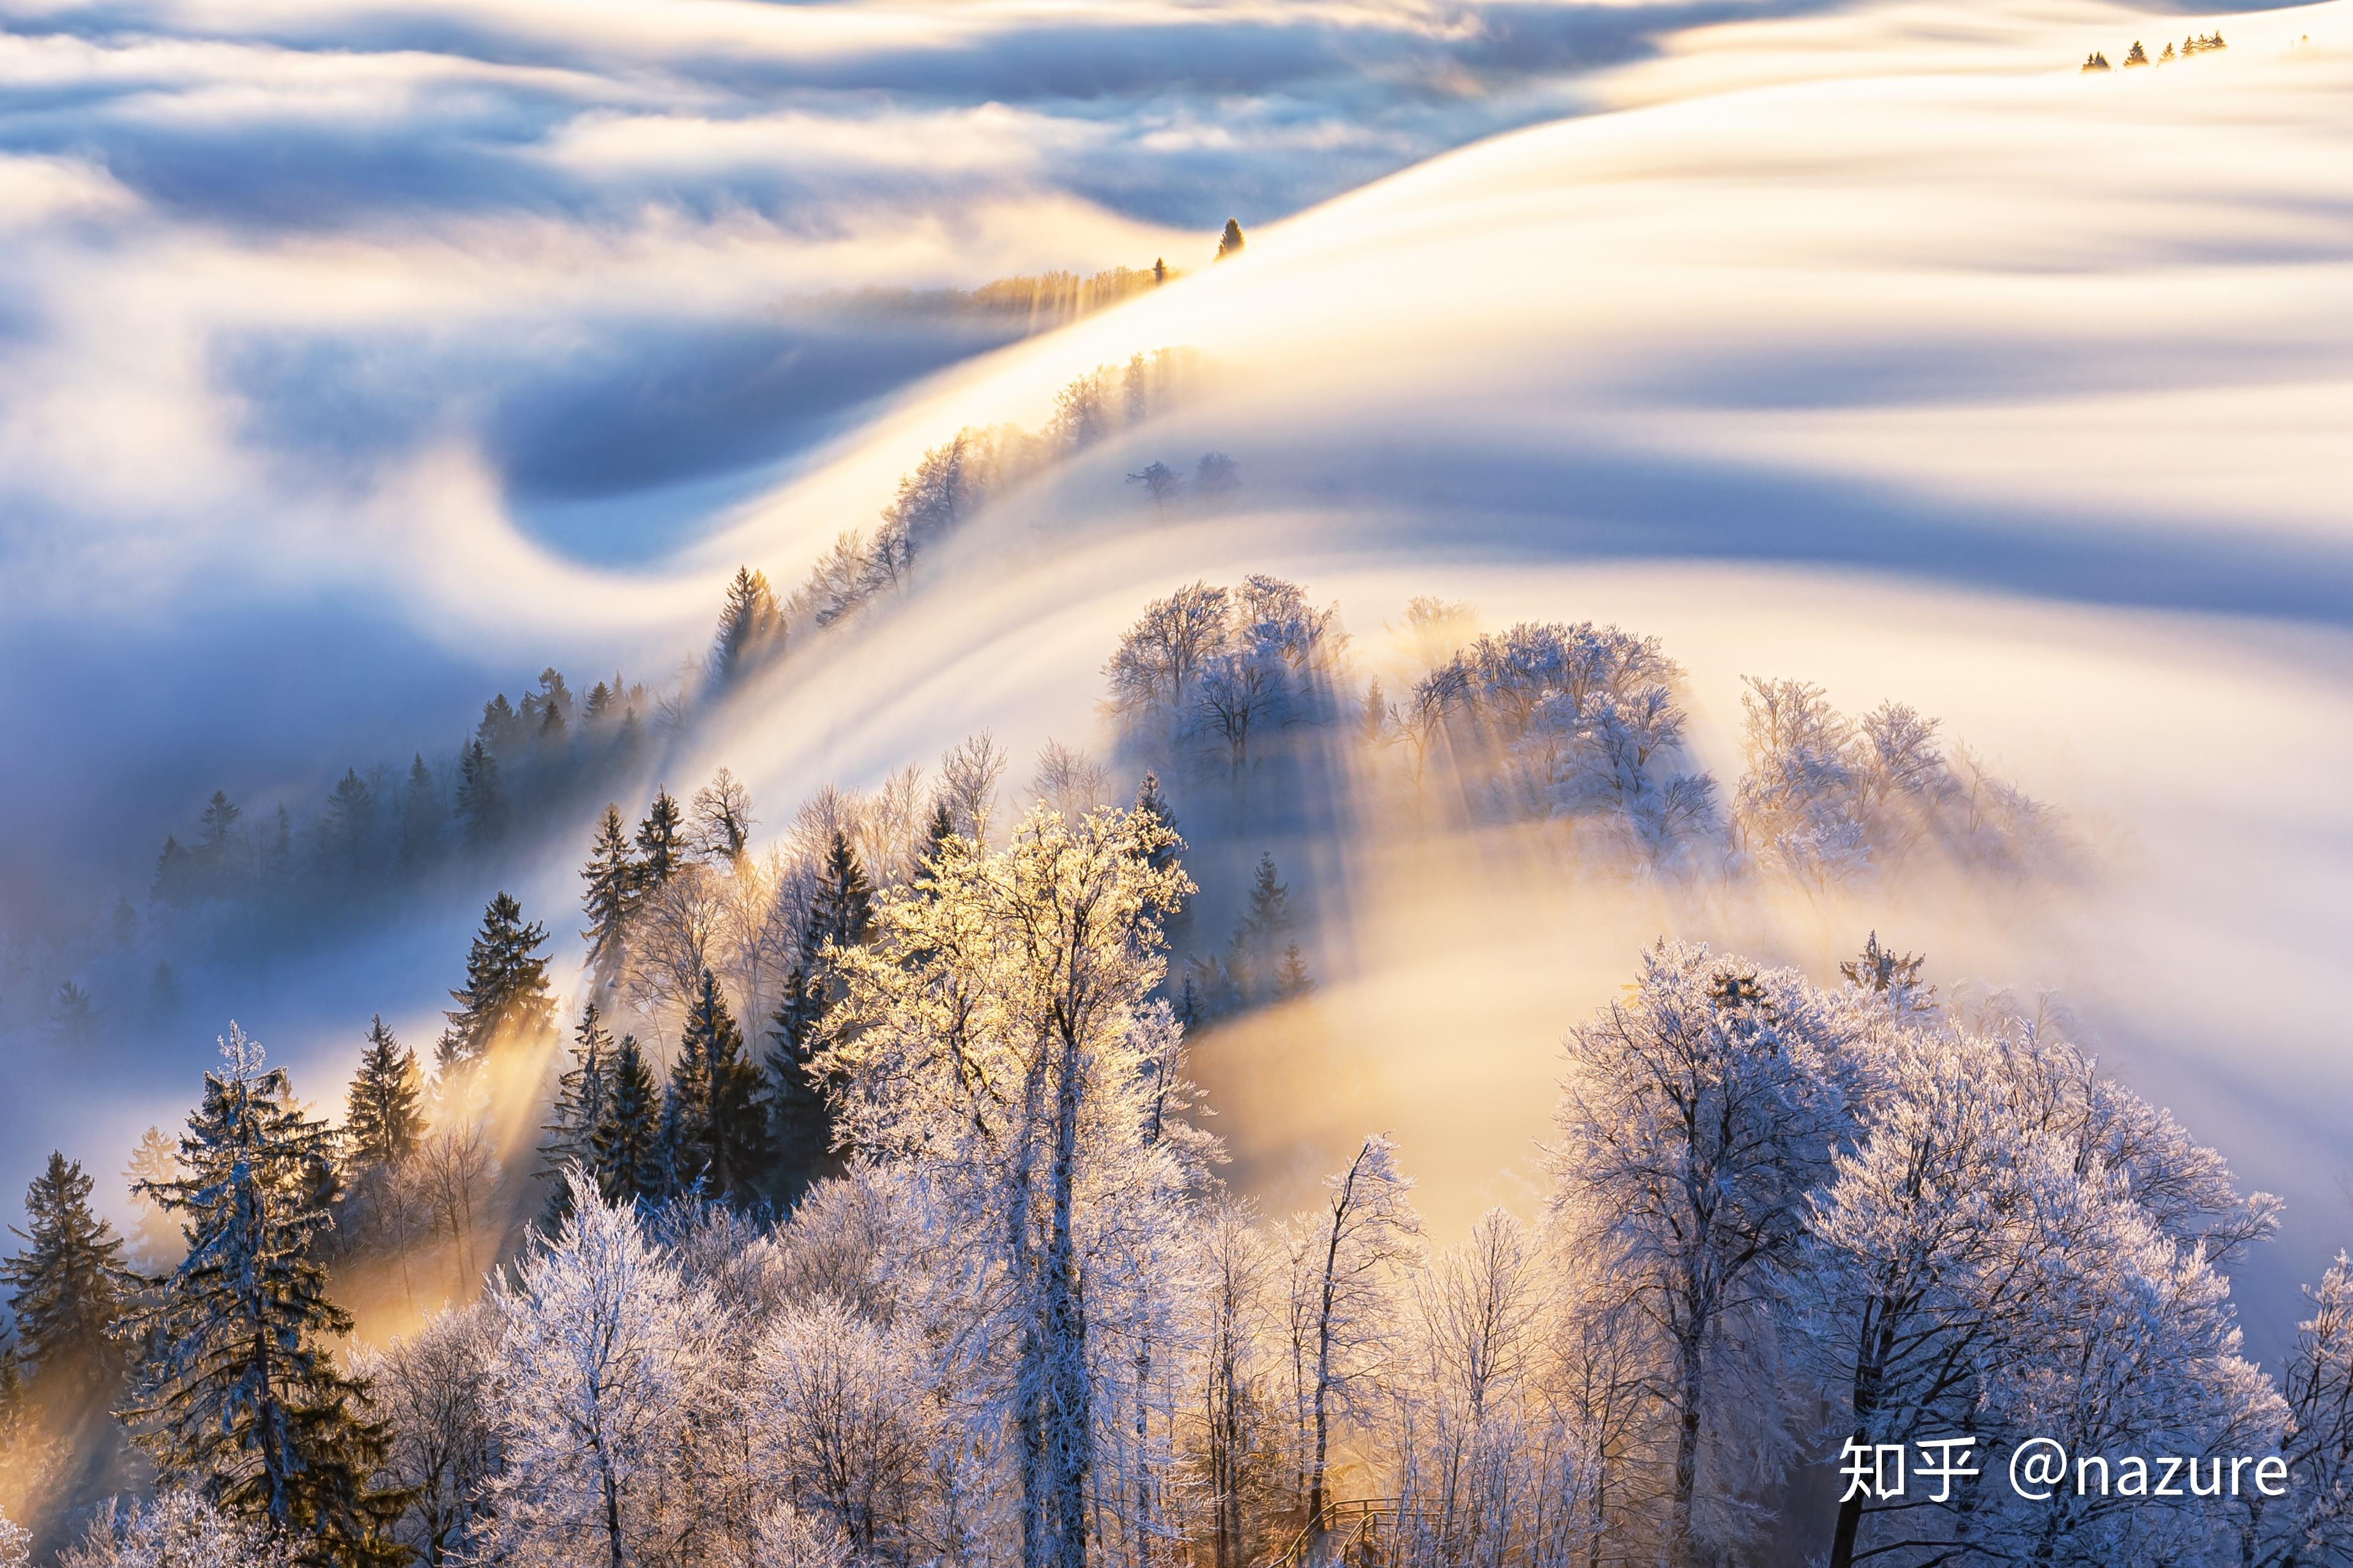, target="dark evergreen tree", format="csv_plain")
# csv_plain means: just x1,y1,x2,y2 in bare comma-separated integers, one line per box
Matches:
400,754,439,869
2,1153,136,1391
540,1003,616,1216
477,693,520,754
634,789,687,889
50,980,94,1049
669,973,770,1205
126,1028,409,1564
589,1036,661,1206
152,834,194,904
1227,851,1295,1001
343,1016,423,1179
583,680,614,722
444,892,556,1064
1216,217,1247,260
324,770,373,870
579,803,638,998
454,740,505,847
198,790,242,853
809,829,876,955
1275,942,1314,1000
920,799,956,874
710,566,781,687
